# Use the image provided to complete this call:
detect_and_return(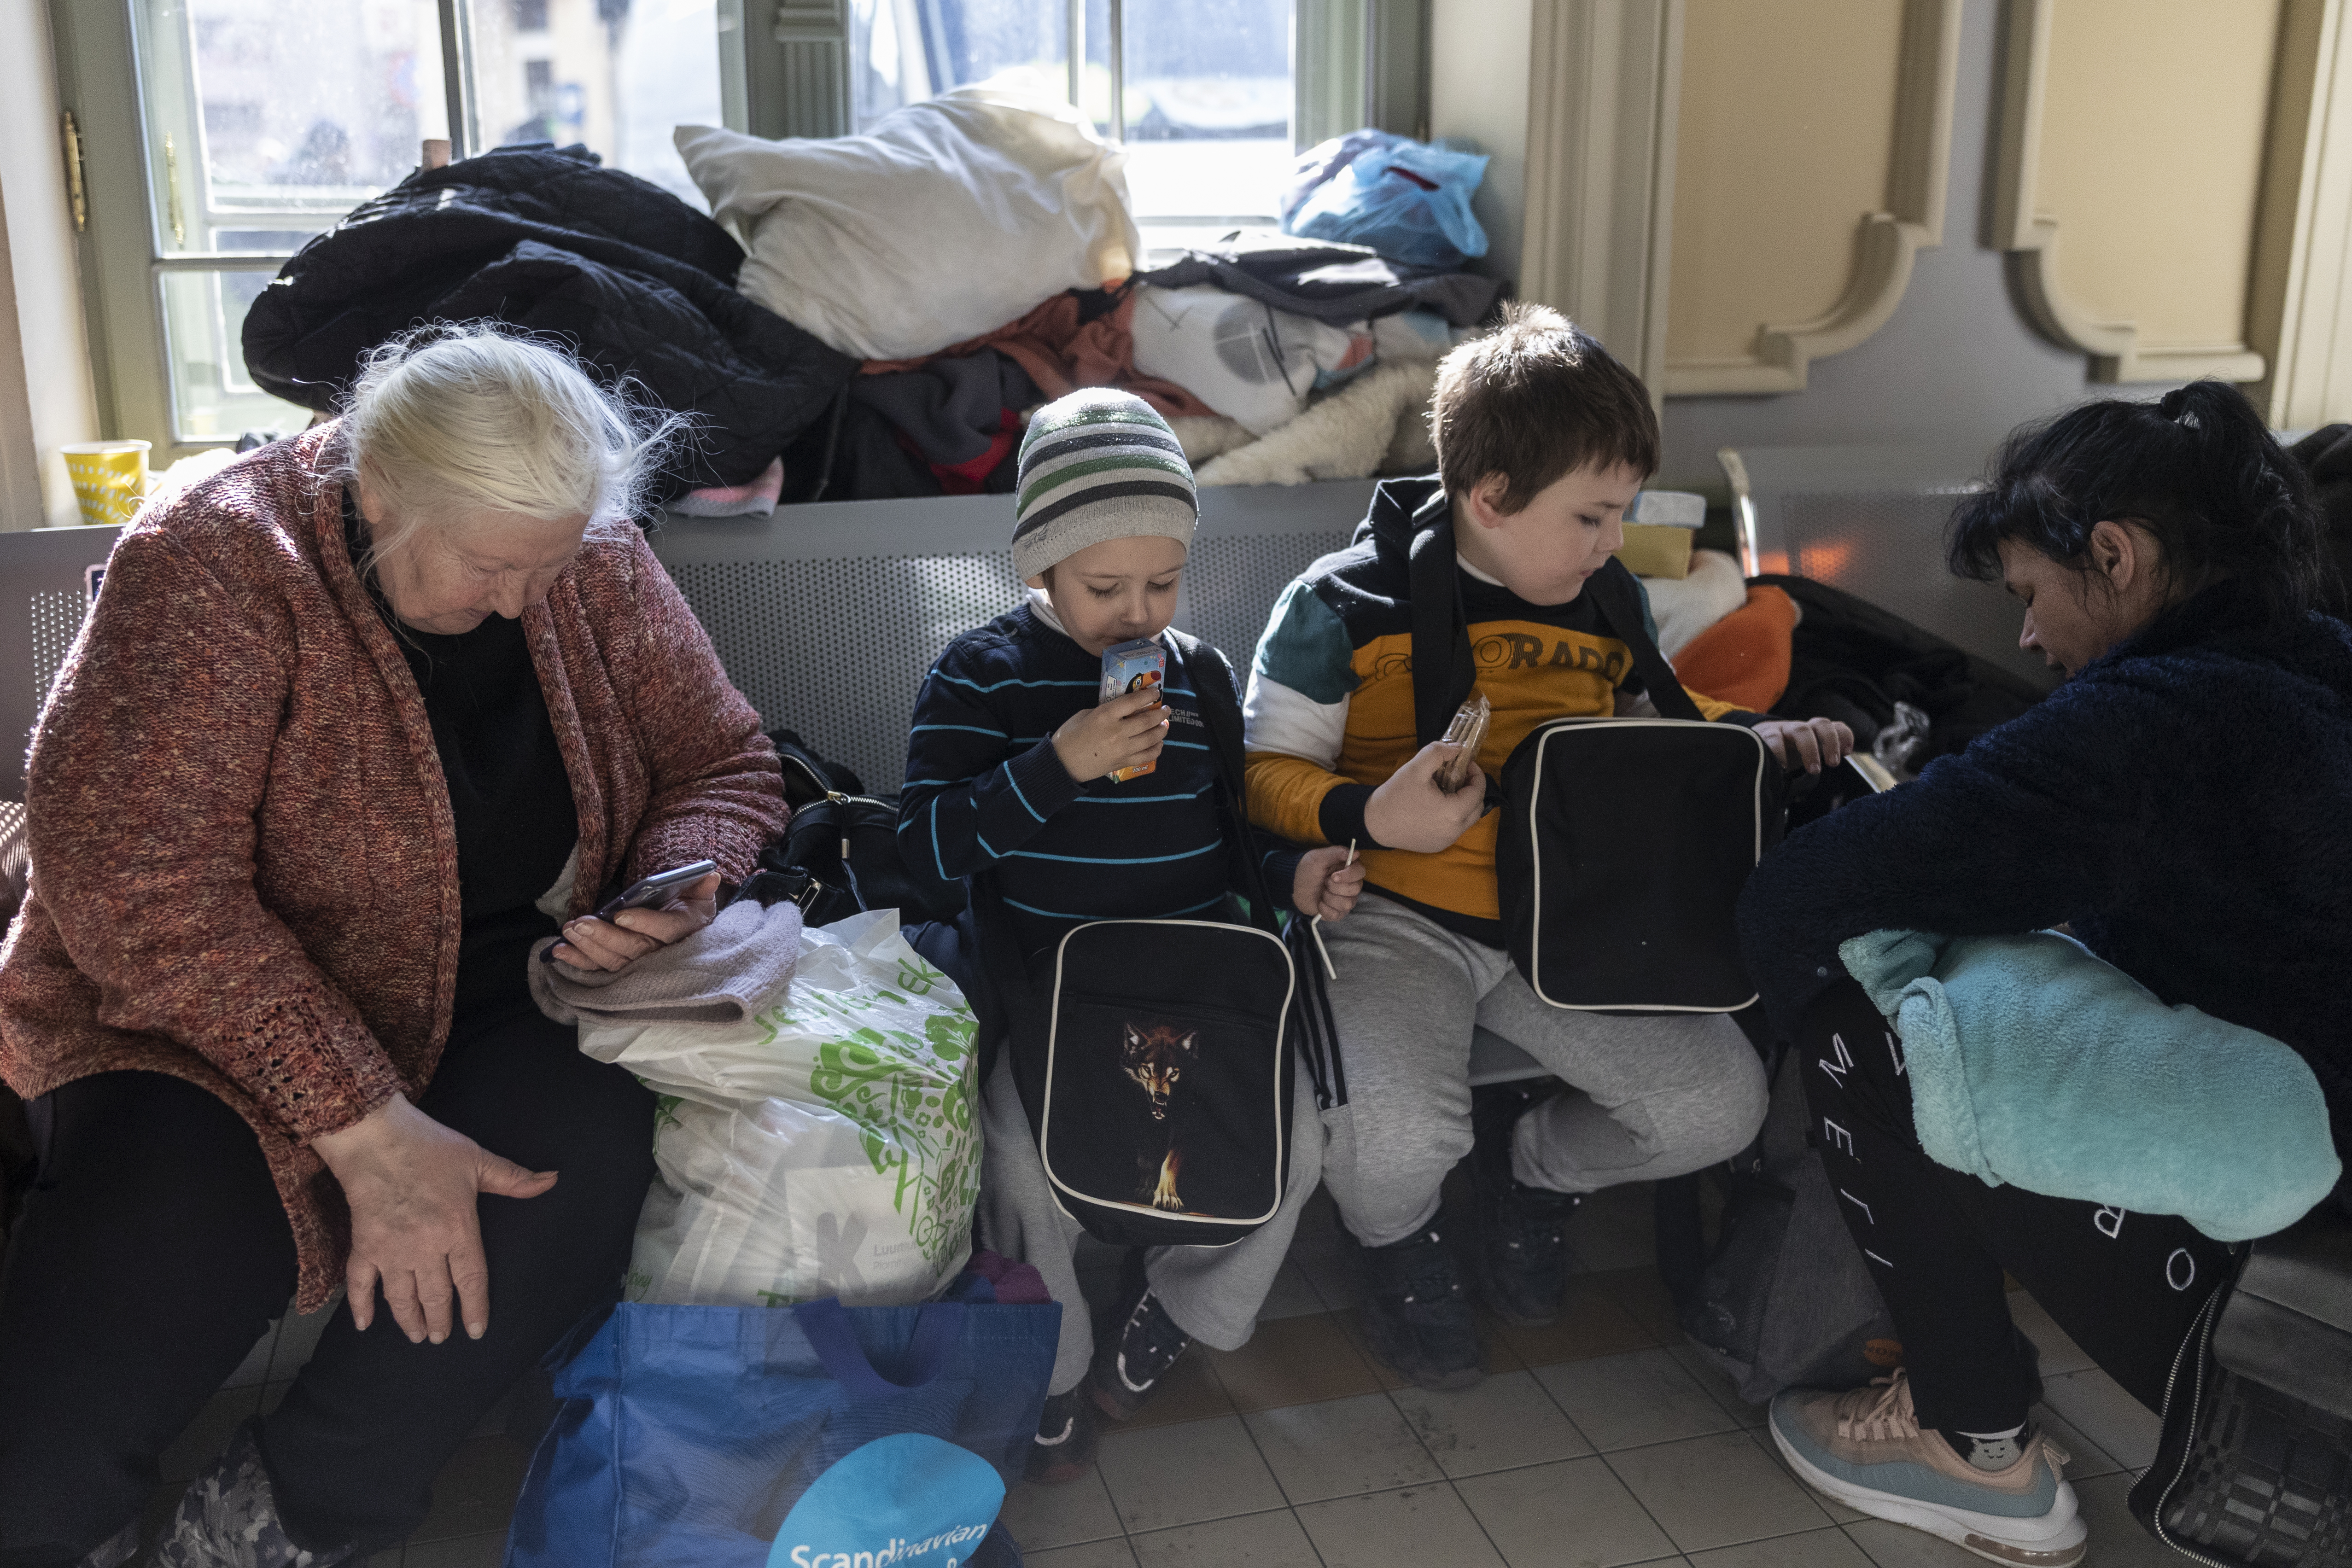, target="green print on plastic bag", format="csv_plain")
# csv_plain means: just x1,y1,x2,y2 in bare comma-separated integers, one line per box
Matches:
758,953,981,1273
